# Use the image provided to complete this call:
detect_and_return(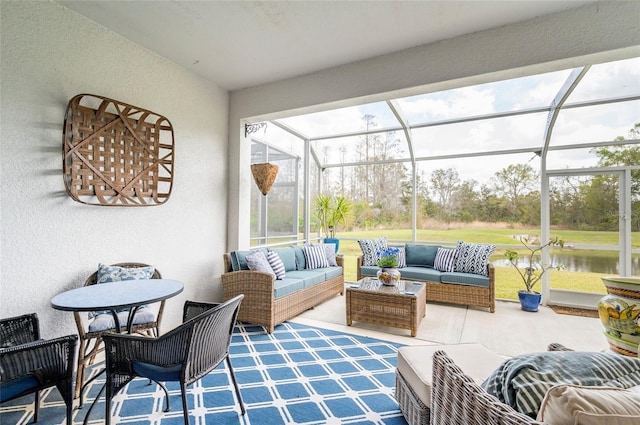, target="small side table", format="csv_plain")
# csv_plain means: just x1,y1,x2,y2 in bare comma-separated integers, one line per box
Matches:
346,277,426,336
